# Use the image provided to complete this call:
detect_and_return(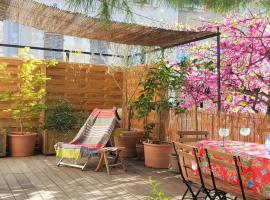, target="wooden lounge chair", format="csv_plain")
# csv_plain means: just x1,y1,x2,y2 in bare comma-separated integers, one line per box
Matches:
55,108,125,173
173,142,212,200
